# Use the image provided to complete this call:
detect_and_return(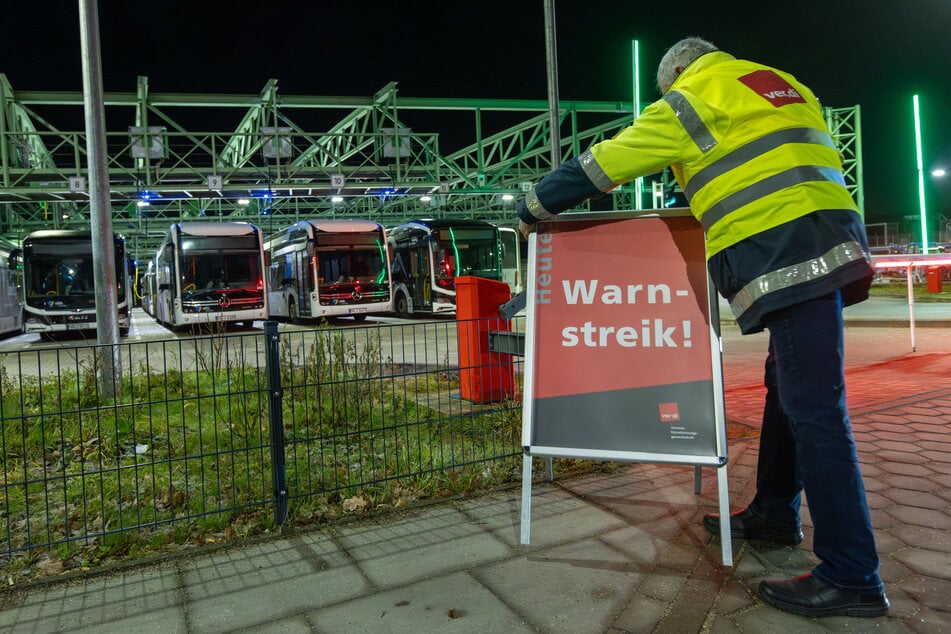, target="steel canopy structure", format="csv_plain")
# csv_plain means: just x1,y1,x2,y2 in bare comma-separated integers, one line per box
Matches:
0,74,862,259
